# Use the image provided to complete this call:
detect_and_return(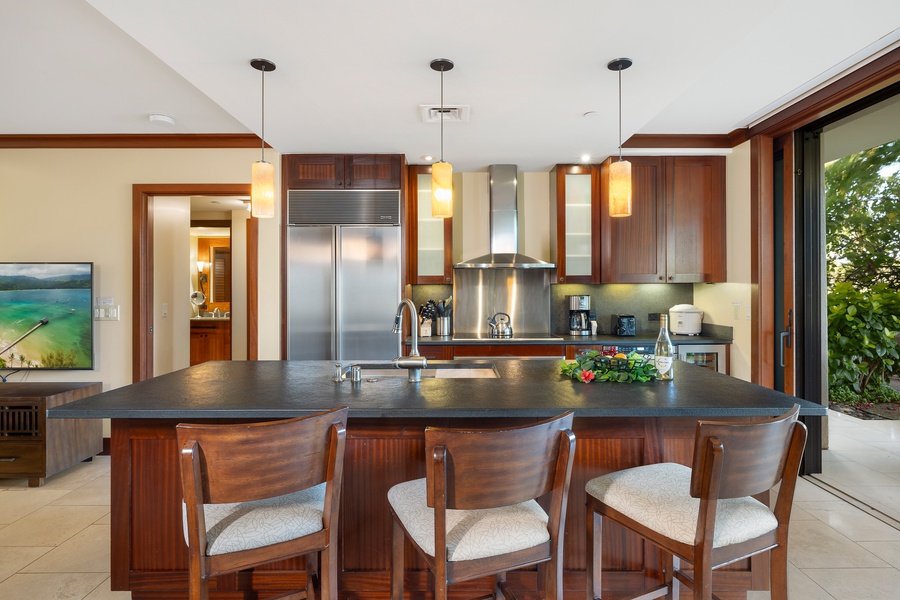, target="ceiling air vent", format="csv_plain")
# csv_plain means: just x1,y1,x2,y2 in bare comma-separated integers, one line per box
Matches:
419,105,469,123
